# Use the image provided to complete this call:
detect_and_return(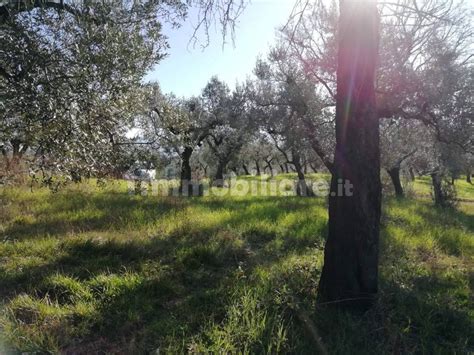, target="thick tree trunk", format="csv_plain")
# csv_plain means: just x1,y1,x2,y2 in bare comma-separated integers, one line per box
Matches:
179,146,193,195
318,1,381,310
409,167,415,181
467,171,472,184
242,164,250,176
431,172,444,206
387,167,403,197
213,162,225,187
284,163,289,174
